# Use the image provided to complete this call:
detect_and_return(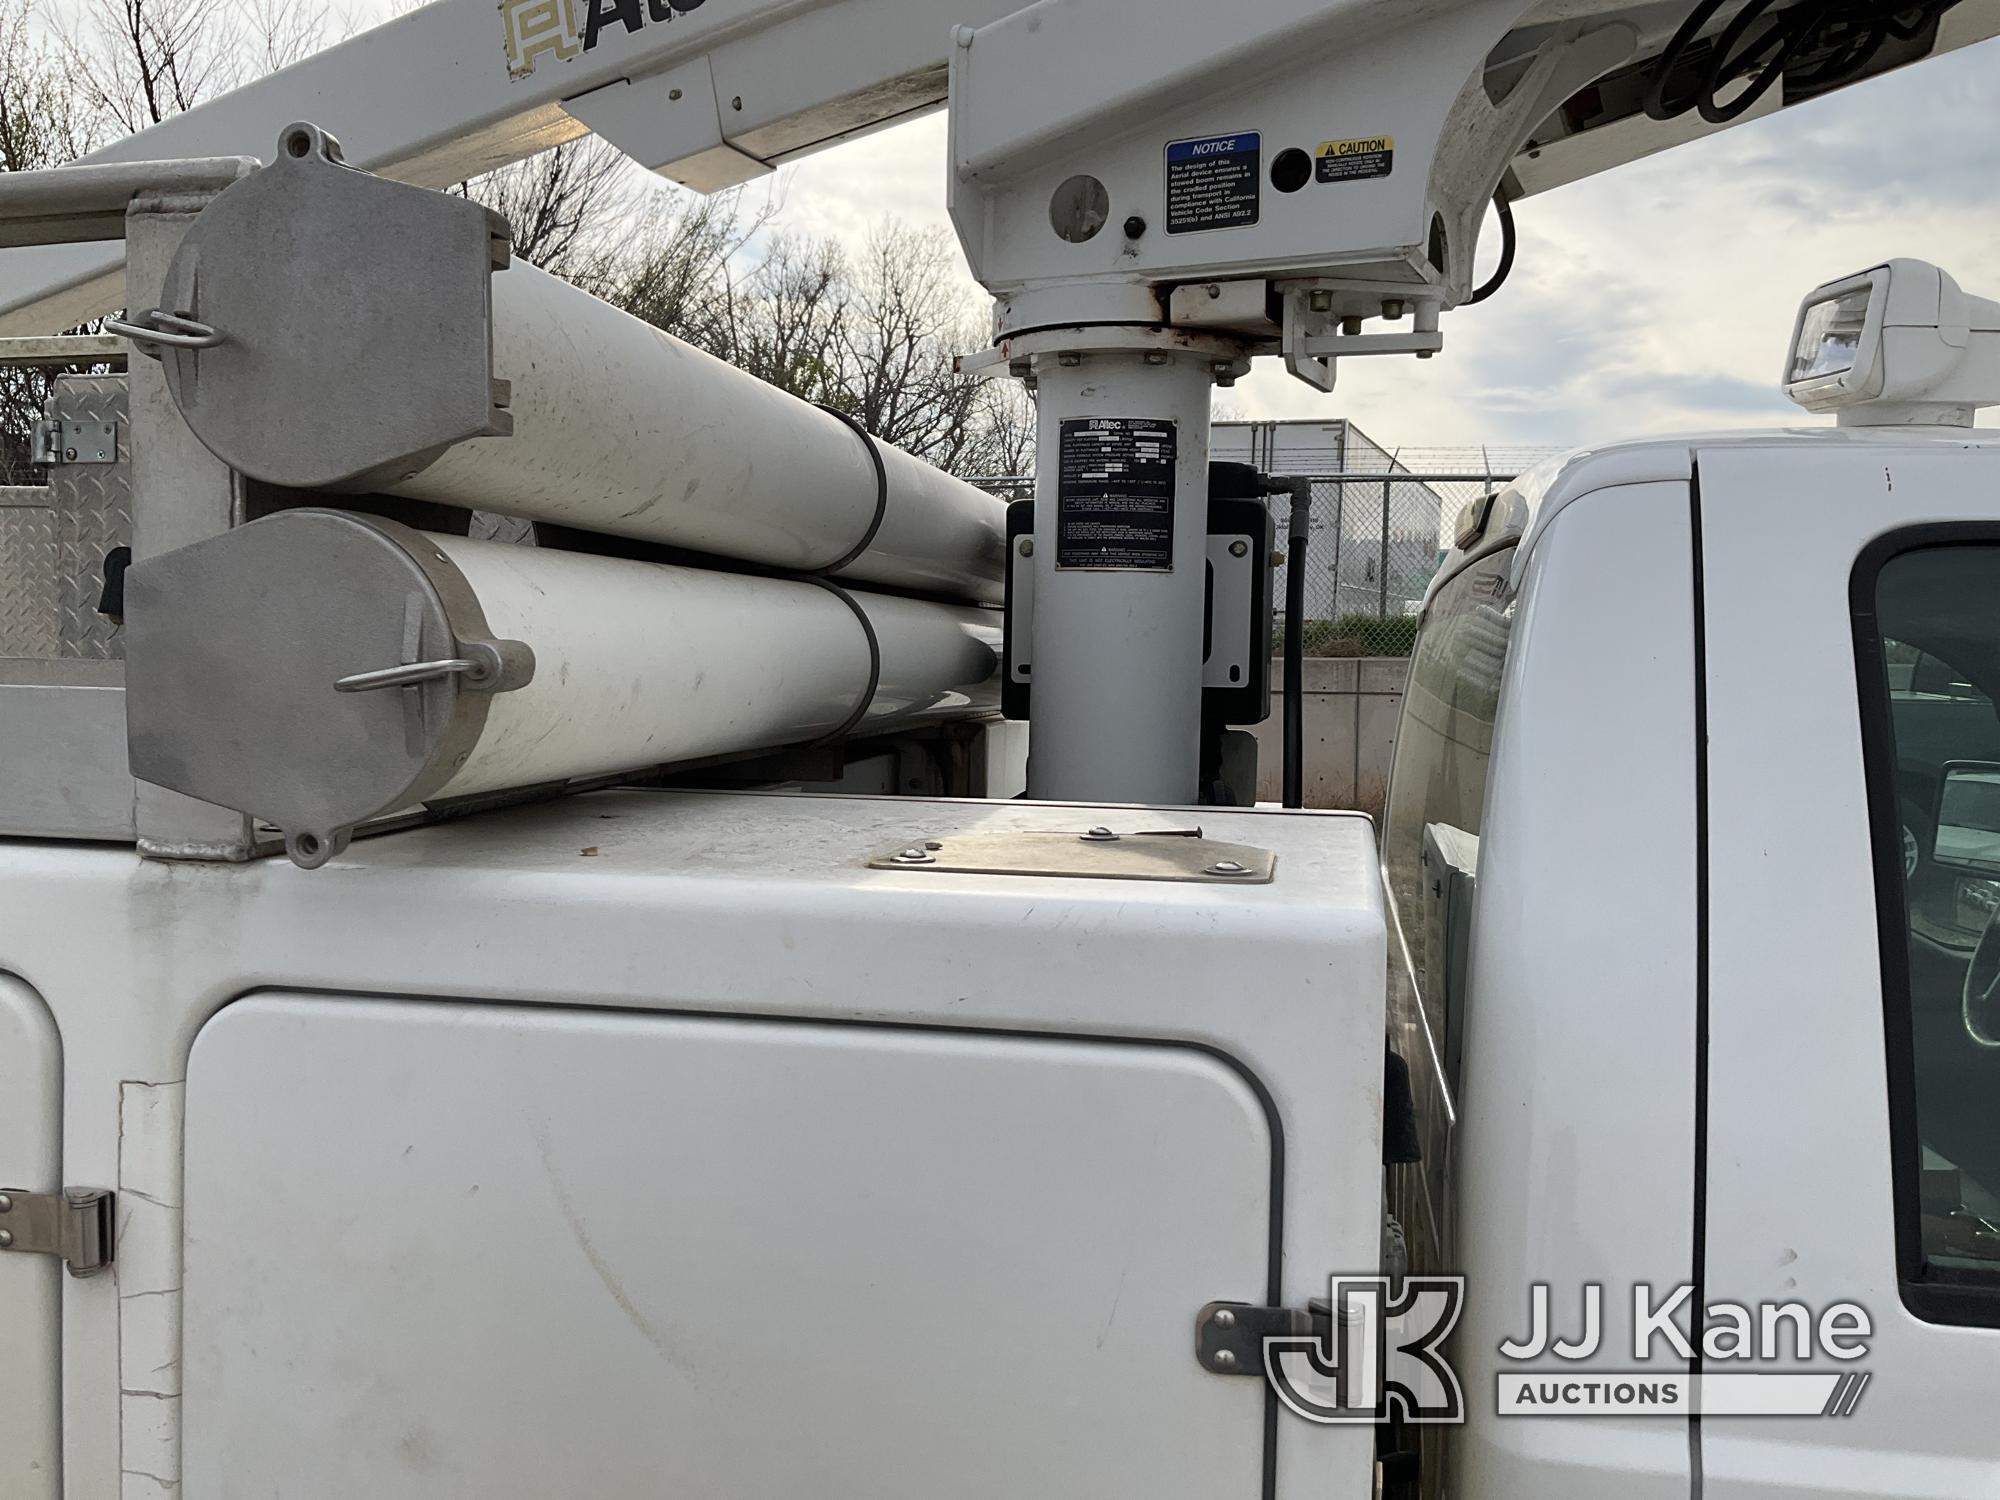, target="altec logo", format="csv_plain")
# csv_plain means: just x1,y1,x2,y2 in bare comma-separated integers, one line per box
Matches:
502,0,707,79
1261,1279,1874,1425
